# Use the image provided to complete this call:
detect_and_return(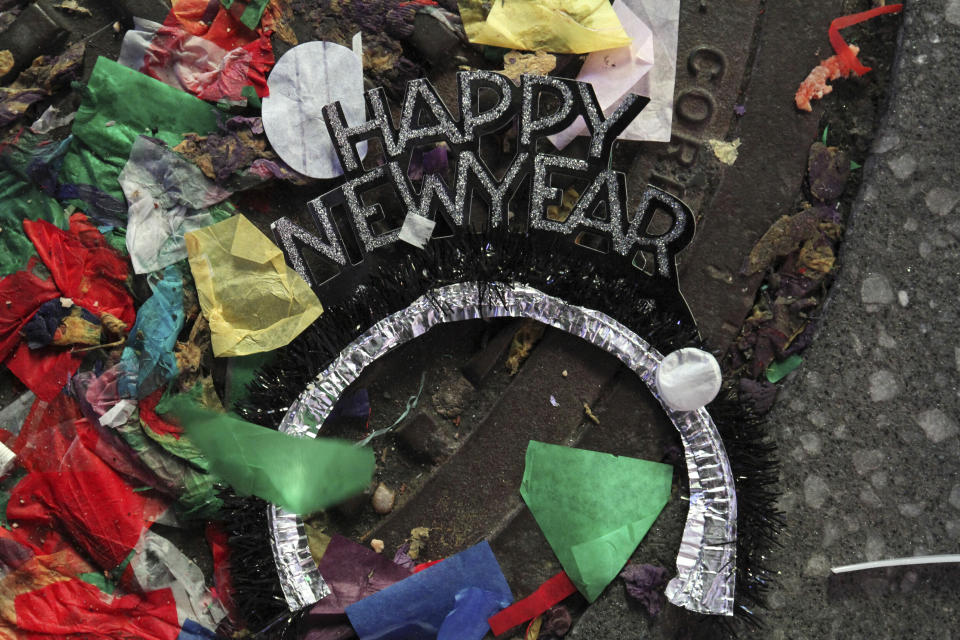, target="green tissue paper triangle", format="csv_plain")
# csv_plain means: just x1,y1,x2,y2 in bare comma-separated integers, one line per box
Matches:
520,440,673,602
167,395,375,515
